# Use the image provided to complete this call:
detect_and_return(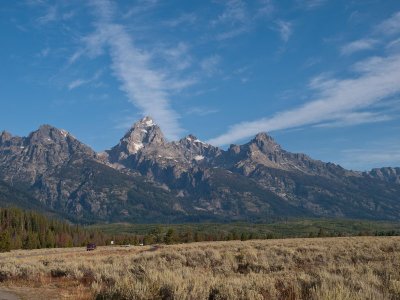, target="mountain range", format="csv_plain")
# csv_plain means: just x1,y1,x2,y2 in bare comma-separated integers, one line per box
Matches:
0,116,399,223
